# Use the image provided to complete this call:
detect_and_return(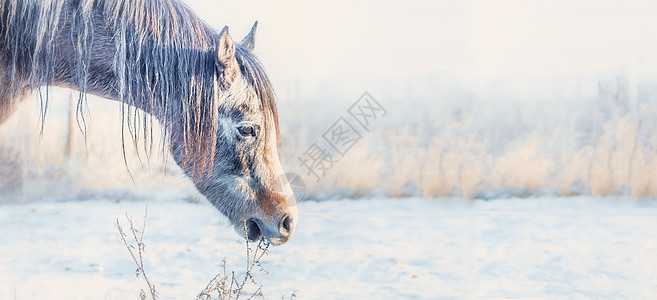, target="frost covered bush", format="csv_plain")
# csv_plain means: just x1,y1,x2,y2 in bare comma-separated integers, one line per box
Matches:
3,76,657,201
